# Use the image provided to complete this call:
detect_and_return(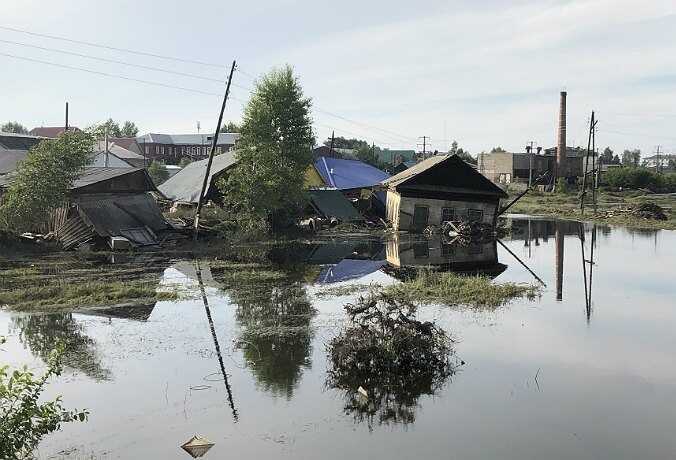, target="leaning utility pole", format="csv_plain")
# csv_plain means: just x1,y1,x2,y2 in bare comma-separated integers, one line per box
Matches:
193,60,237,241
525,141,541,187
329,130,335,156
580,111,598,215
